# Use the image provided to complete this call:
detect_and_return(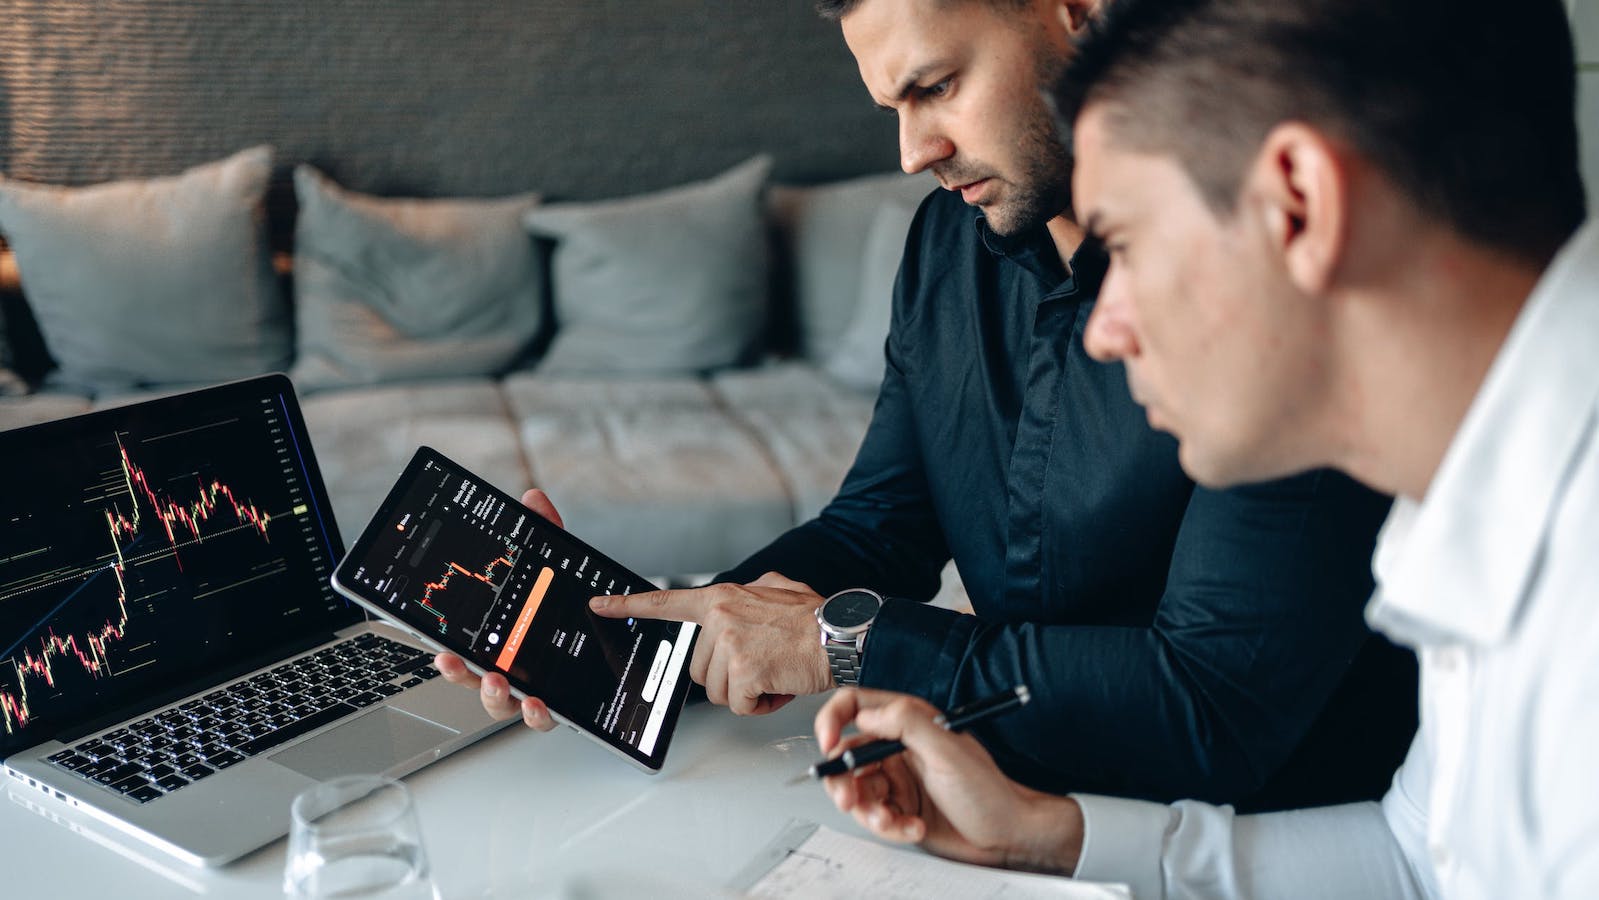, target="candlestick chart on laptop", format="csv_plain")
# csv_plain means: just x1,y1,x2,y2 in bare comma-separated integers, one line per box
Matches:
0,392,343,757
